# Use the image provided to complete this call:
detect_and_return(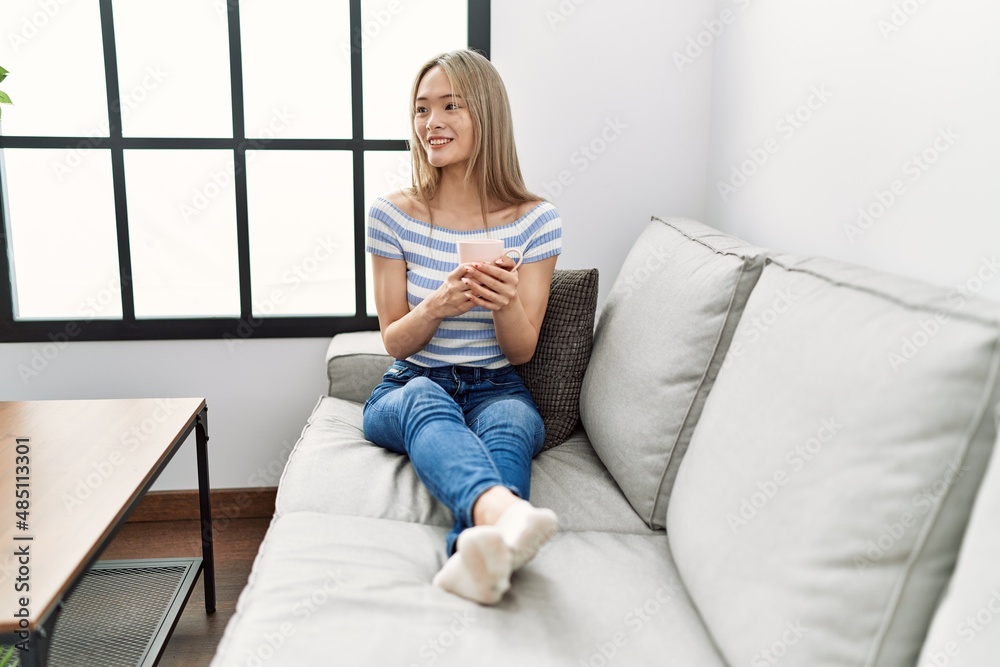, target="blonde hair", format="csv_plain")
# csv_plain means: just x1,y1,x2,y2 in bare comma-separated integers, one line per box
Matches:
408,49,538,228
